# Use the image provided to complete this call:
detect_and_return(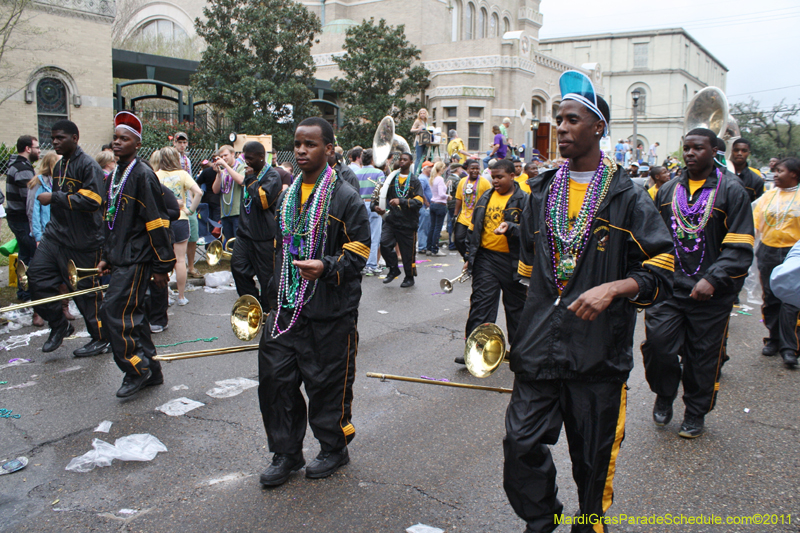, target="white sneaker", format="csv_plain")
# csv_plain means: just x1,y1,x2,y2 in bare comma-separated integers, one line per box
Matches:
150,324,168,333
176,298,189,306
168,297,175,307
